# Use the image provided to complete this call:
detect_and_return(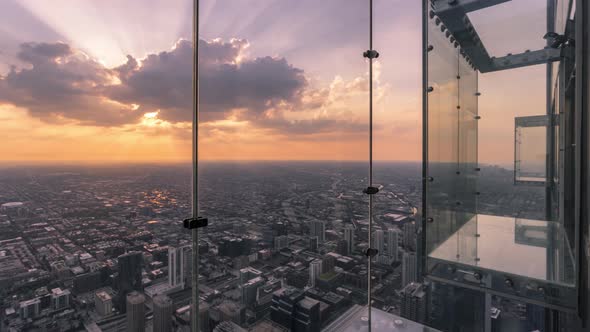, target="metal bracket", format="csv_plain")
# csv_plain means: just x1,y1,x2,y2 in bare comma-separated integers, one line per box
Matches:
363,186,380,195
365,248,379,257
183,217,208,229
363,50,380,59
